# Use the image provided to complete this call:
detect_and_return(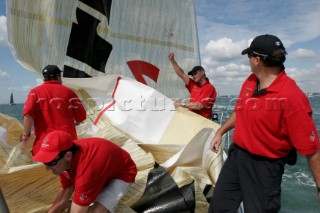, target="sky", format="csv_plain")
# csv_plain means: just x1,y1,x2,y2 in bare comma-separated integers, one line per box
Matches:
0,0,320,104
